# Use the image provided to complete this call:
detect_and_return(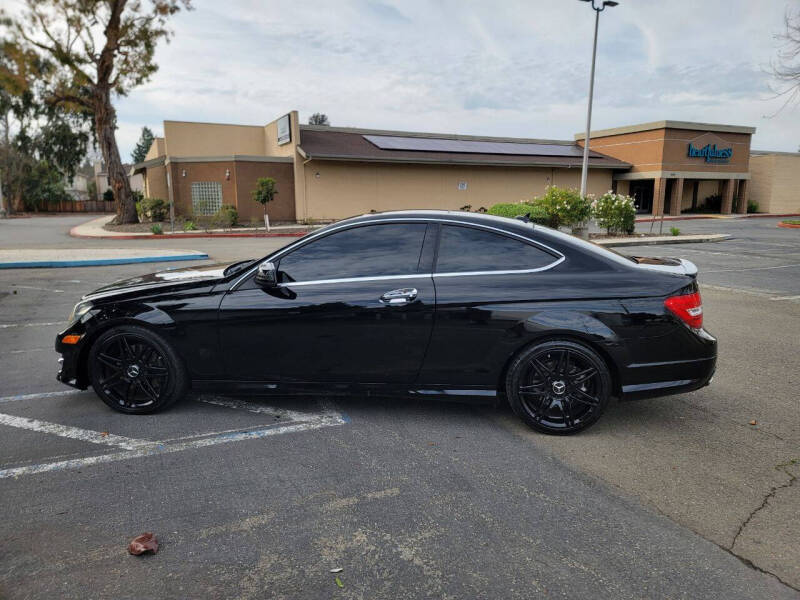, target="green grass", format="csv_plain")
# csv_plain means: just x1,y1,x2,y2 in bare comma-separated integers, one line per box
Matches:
781,219,800,225
670,226,681,236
